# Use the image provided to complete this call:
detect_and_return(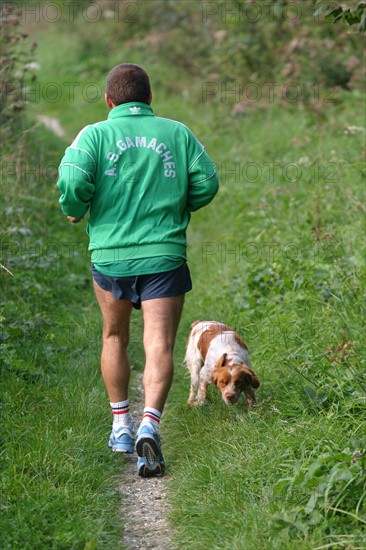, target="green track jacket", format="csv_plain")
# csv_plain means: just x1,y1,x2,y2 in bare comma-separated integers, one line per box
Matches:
57,102,219,264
